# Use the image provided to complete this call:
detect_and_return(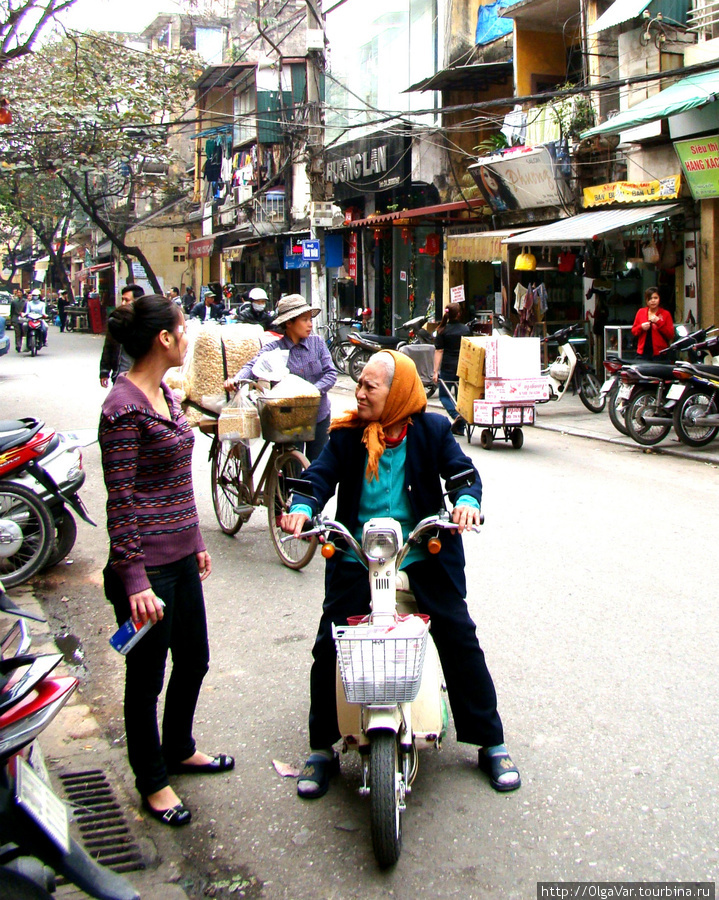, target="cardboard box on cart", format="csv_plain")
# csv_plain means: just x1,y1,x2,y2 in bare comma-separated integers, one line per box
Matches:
457,338,488,387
